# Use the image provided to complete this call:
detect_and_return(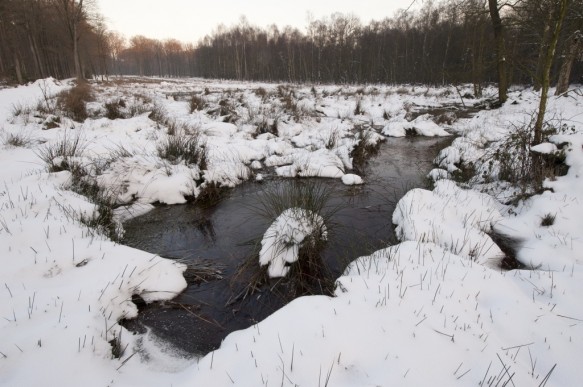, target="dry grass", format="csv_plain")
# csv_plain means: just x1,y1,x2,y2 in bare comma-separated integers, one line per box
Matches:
189,94,206,113
57,81,93,122
36,131,86,172
157,128,207,168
